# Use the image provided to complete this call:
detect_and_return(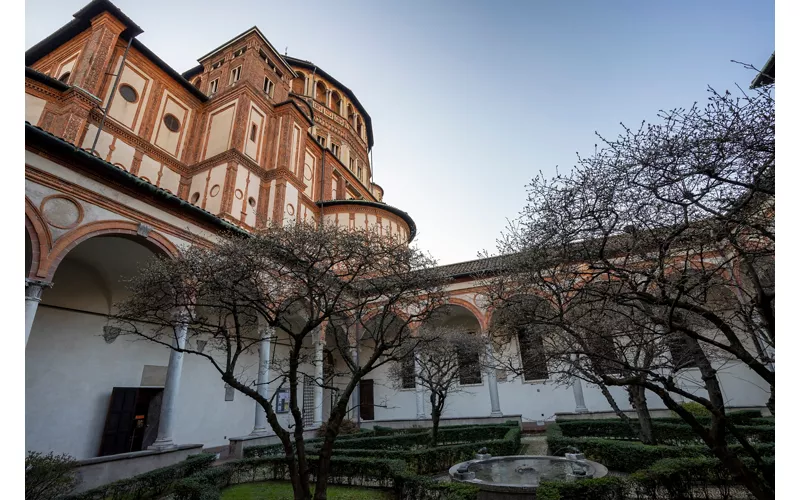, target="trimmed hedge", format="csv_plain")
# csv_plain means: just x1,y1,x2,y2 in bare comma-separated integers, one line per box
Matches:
328,427,522,474
629,456,775,500
557,418,774,445
546,423,774,473
65,453,216,500
173,455,480,500
537,476,628,500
